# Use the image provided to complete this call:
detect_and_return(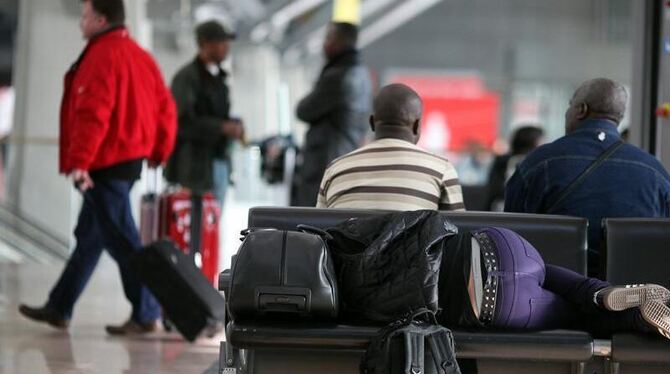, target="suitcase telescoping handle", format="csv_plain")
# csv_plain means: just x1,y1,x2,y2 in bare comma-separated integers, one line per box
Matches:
146,165,160,194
